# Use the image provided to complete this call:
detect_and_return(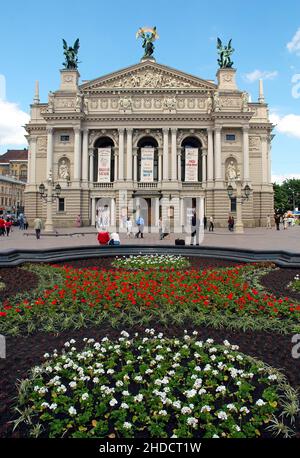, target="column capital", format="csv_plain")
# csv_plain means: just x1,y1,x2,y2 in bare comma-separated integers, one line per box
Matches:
74,126,81,134
206,126,213,133
214,125,222,133
243,125,250,133
88,149,94,157
118,128,125,135
83,127,89,134
46,126,53,134
202,148,208,156
163,127,169,135
171,127,177,135
126,127,133,134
